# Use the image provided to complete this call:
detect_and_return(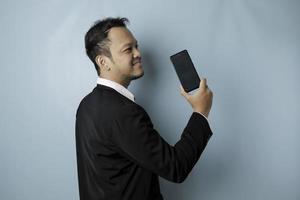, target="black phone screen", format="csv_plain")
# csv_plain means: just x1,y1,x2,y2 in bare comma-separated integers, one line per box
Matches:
170,50,200,92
